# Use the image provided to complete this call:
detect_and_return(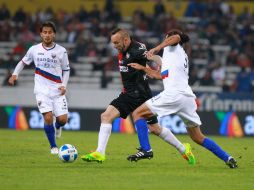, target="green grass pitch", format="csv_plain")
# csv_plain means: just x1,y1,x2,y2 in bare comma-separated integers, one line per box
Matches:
0,129,253,190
